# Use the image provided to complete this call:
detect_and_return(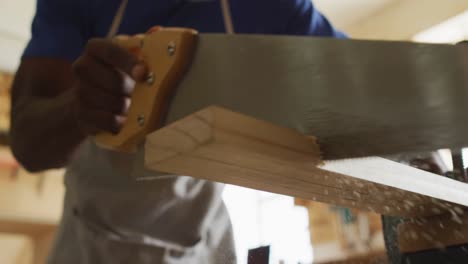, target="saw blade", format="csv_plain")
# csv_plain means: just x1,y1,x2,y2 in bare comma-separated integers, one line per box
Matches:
162,34,468,160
